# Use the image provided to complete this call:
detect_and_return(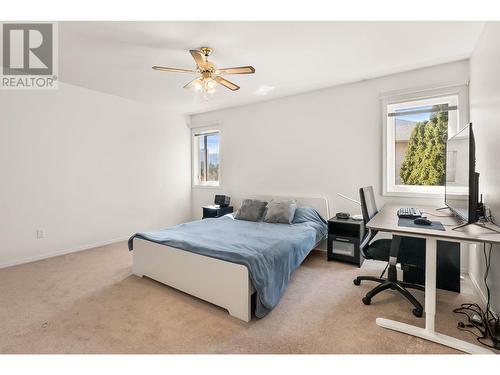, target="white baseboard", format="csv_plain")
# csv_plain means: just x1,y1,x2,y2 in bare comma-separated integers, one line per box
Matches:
468,270,488,307
0,236,130,269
